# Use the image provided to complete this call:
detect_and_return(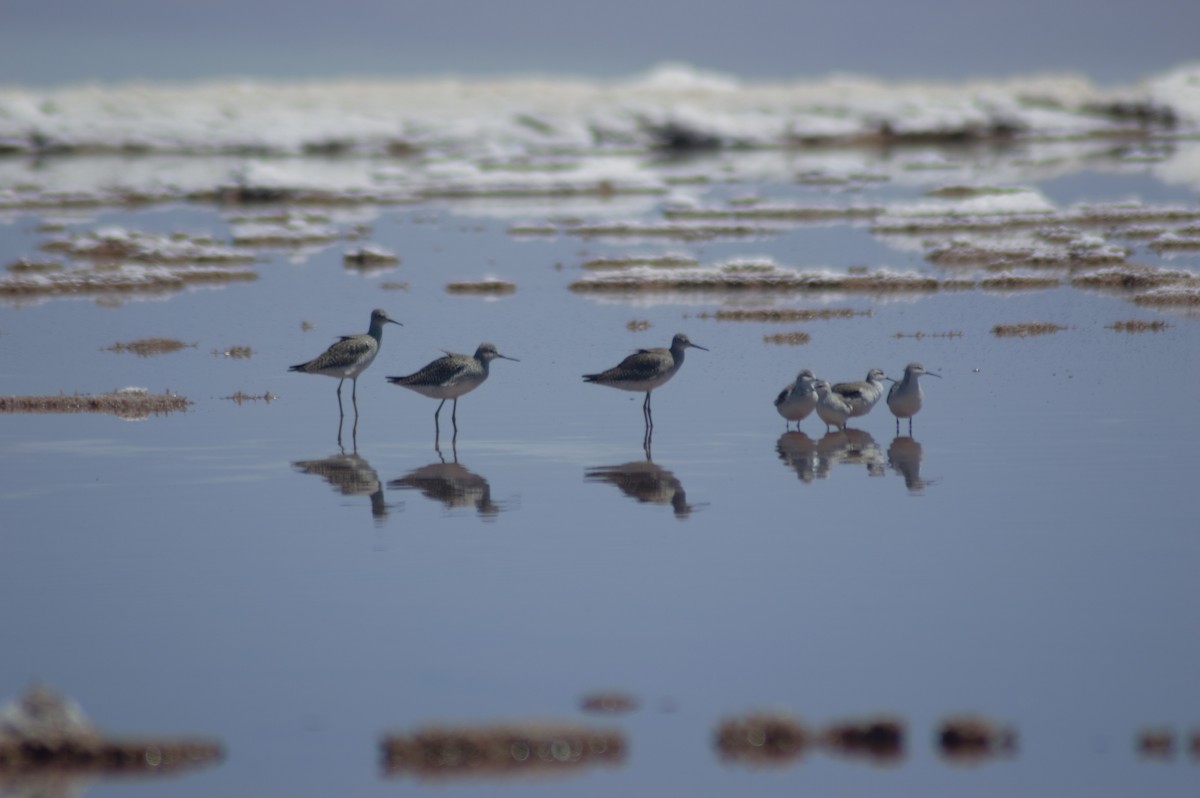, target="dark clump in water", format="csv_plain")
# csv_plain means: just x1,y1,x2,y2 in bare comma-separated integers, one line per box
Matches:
380,723,624,779
105,338,194,356
714,713,809,765
0,685,222,777
818,716,906,765
1136,728,1175,759
579,692,639,714
937,715,1017,764
0,390,190,418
